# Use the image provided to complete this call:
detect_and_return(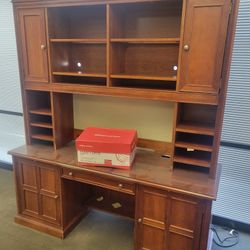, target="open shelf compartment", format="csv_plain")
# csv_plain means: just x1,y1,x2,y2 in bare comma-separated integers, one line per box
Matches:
48,5,107,39
175,103,217,135
110,1,182,39
110,43,178,89
51,43,107,85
